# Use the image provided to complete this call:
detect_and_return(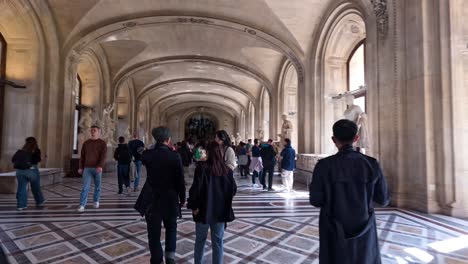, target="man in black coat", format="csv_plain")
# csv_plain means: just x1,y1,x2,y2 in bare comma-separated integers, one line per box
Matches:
309,120,390,264
260,139,277,191
141,126,186,264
